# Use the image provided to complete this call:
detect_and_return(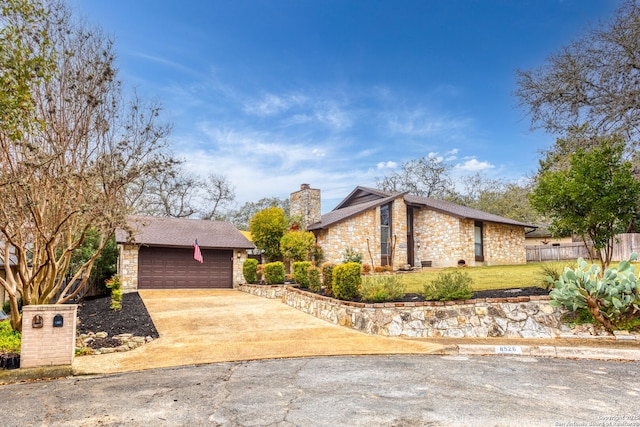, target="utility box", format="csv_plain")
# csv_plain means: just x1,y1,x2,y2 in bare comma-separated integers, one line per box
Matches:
20,305,78,369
